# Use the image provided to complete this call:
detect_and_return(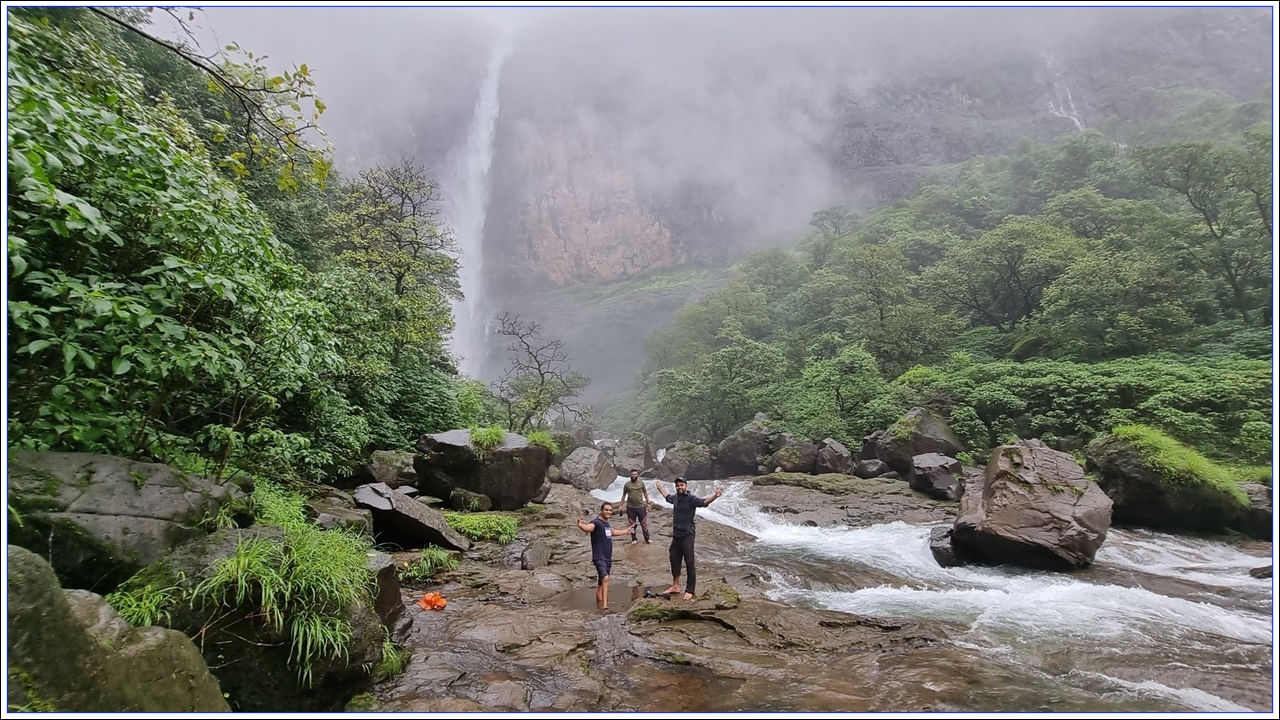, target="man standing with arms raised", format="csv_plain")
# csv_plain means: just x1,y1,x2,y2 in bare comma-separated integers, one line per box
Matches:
654,476,723,600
